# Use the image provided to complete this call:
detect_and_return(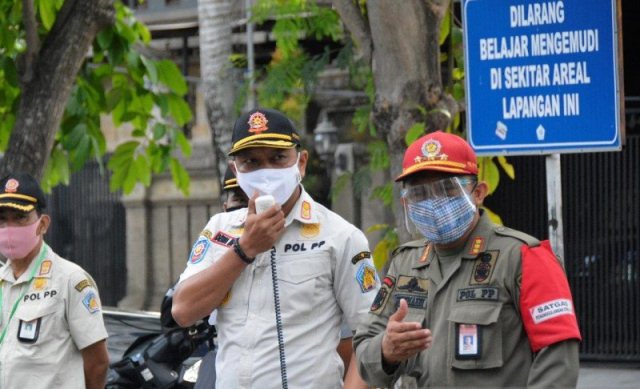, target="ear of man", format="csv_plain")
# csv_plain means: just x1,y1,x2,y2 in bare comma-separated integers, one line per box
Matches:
38,214,51,235
297,149,309,179
473,181,489,206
